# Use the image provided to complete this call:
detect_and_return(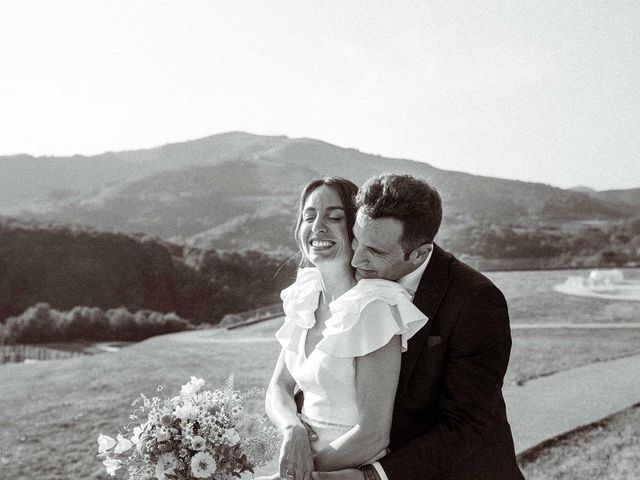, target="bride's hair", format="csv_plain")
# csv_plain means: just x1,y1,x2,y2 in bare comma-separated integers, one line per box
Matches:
294,177,358,267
